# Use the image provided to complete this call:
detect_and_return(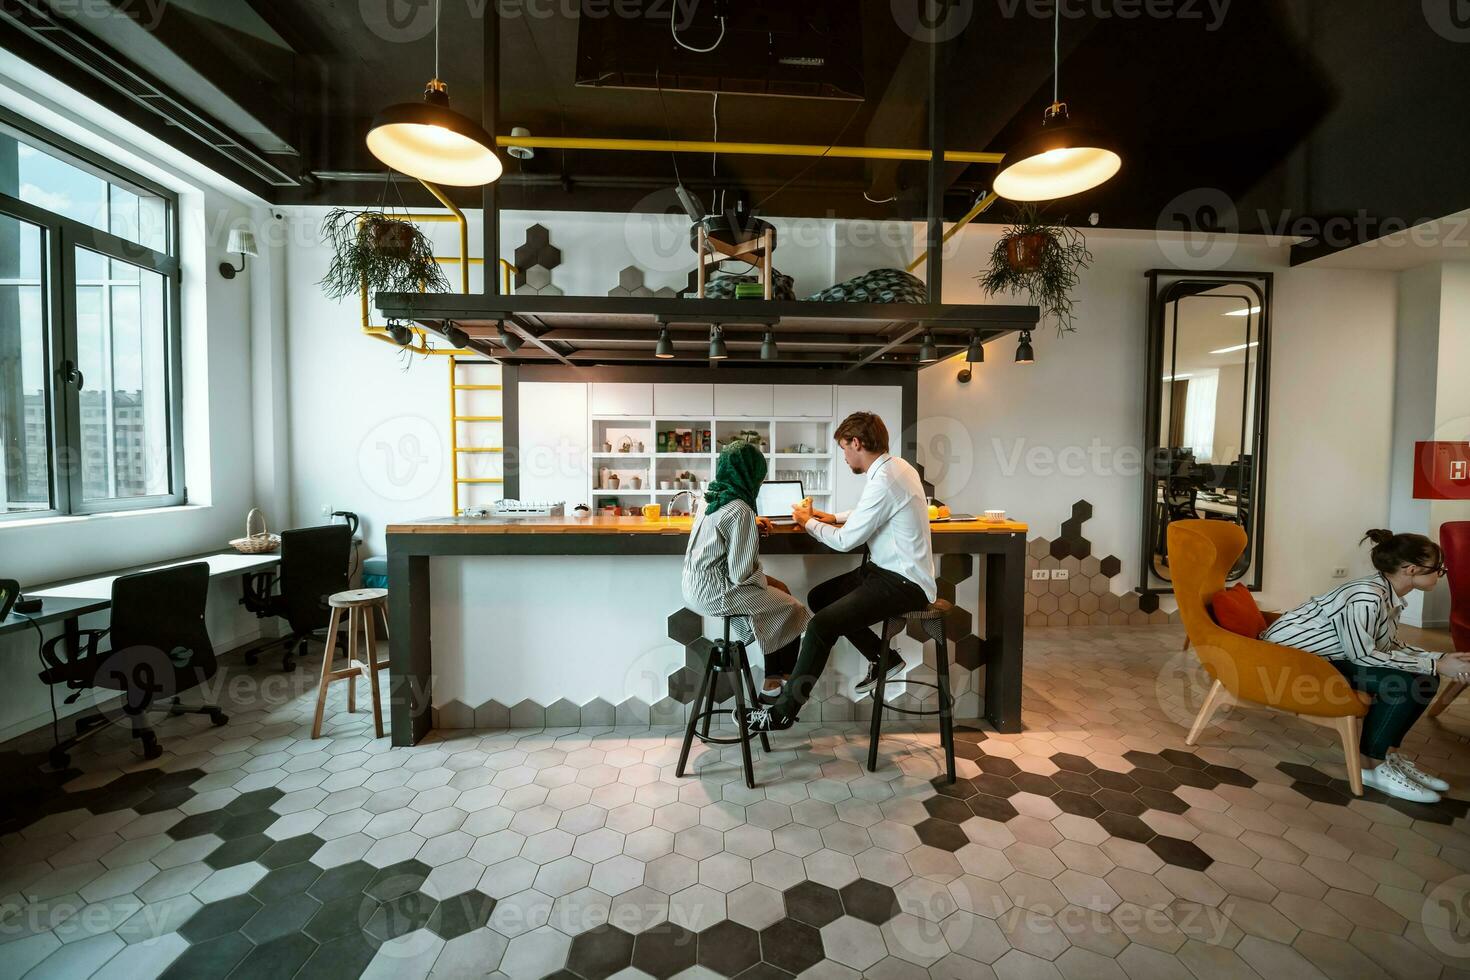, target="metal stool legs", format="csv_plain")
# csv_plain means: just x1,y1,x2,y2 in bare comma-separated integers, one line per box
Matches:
867,610,956,784
676,617,770,789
